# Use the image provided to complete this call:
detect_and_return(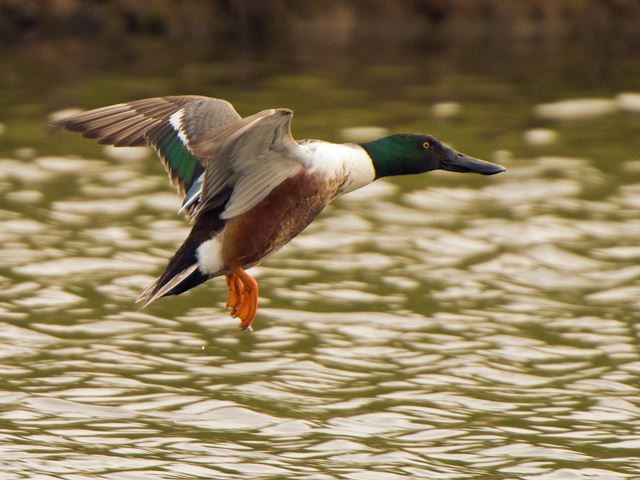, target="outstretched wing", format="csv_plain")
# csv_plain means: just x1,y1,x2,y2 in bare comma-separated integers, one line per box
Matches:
190,108,306,220
52,96,241,197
